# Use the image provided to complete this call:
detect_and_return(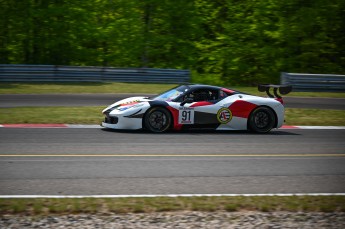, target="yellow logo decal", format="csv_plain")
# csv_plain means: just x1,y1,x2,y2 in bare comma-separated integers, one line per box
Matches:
217,108,232,124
